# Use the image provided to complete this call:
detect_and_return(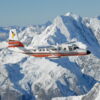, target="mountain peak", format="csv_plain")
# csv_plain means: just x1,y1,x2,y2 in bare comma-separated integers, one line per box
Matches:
65,12,73,16
65,12,81,20
0,13,100,100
